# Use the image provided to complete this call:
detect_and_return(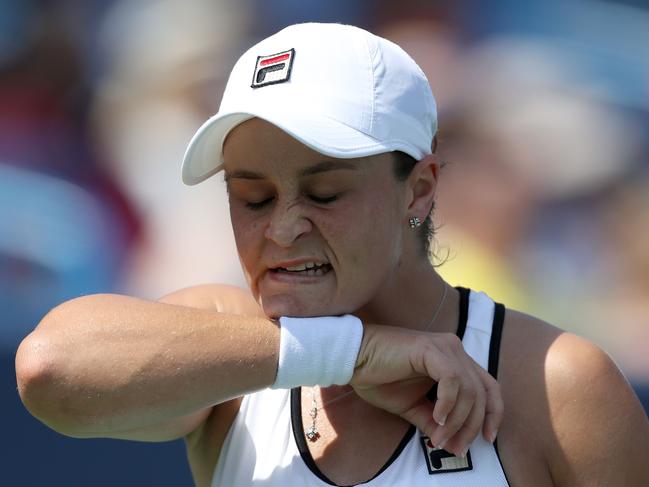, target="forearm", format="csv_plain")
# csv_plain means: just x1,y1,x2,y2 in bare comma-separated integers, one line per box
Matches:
15,293,279,435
